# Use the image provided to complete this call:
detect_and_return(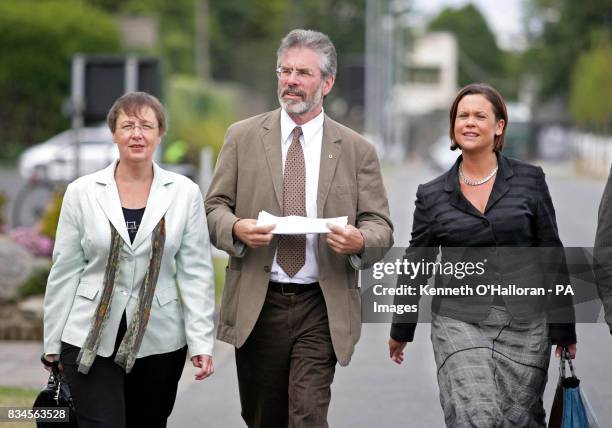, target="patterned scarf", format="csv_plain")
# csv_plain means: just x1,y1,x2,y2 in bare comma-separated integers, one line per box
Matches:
77,217,166,374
